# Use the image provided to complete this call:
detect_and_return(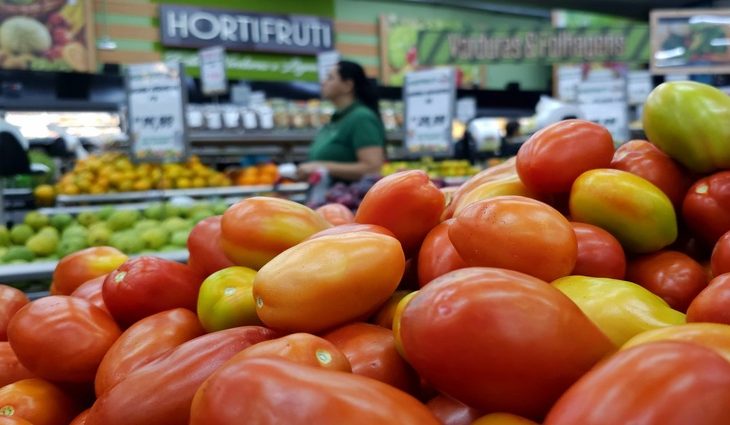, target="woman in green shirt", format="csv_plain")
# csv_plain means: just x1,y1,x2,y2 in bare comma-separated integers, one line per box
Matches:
297,61,386,182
